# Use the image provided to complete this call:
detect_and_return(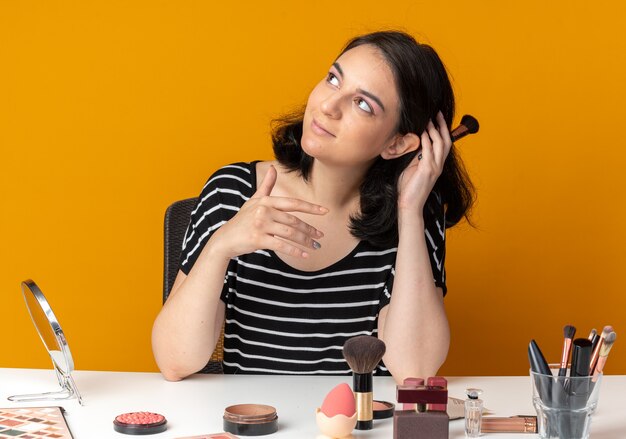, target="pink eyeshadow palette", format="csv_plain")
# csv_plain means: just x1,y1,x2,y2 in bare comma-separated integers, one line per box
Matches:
0,407,73,438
